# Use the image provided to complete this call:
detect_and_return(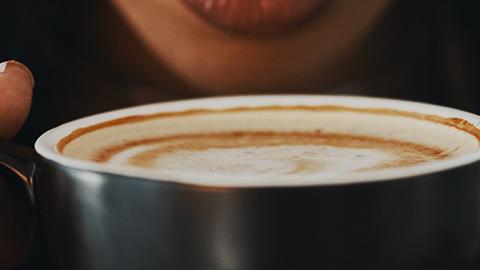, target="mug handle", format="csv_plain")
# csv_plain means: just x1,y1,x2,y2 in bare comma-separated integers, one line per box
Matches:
0,139,36,268
0,139,36,222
